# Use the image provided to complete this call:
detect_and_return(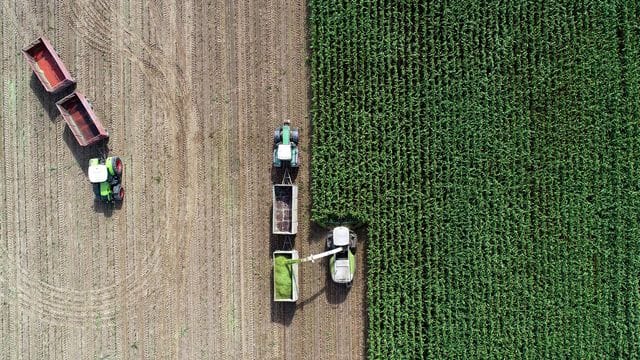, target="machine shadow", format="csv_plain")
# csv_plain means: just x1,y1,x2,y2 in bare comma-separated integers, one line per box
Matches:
62,127,109,173
325,226,367,305
309,222,325,244
324,267,350,304
29,73,74,122
270,166,299,185
92,200,118,217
